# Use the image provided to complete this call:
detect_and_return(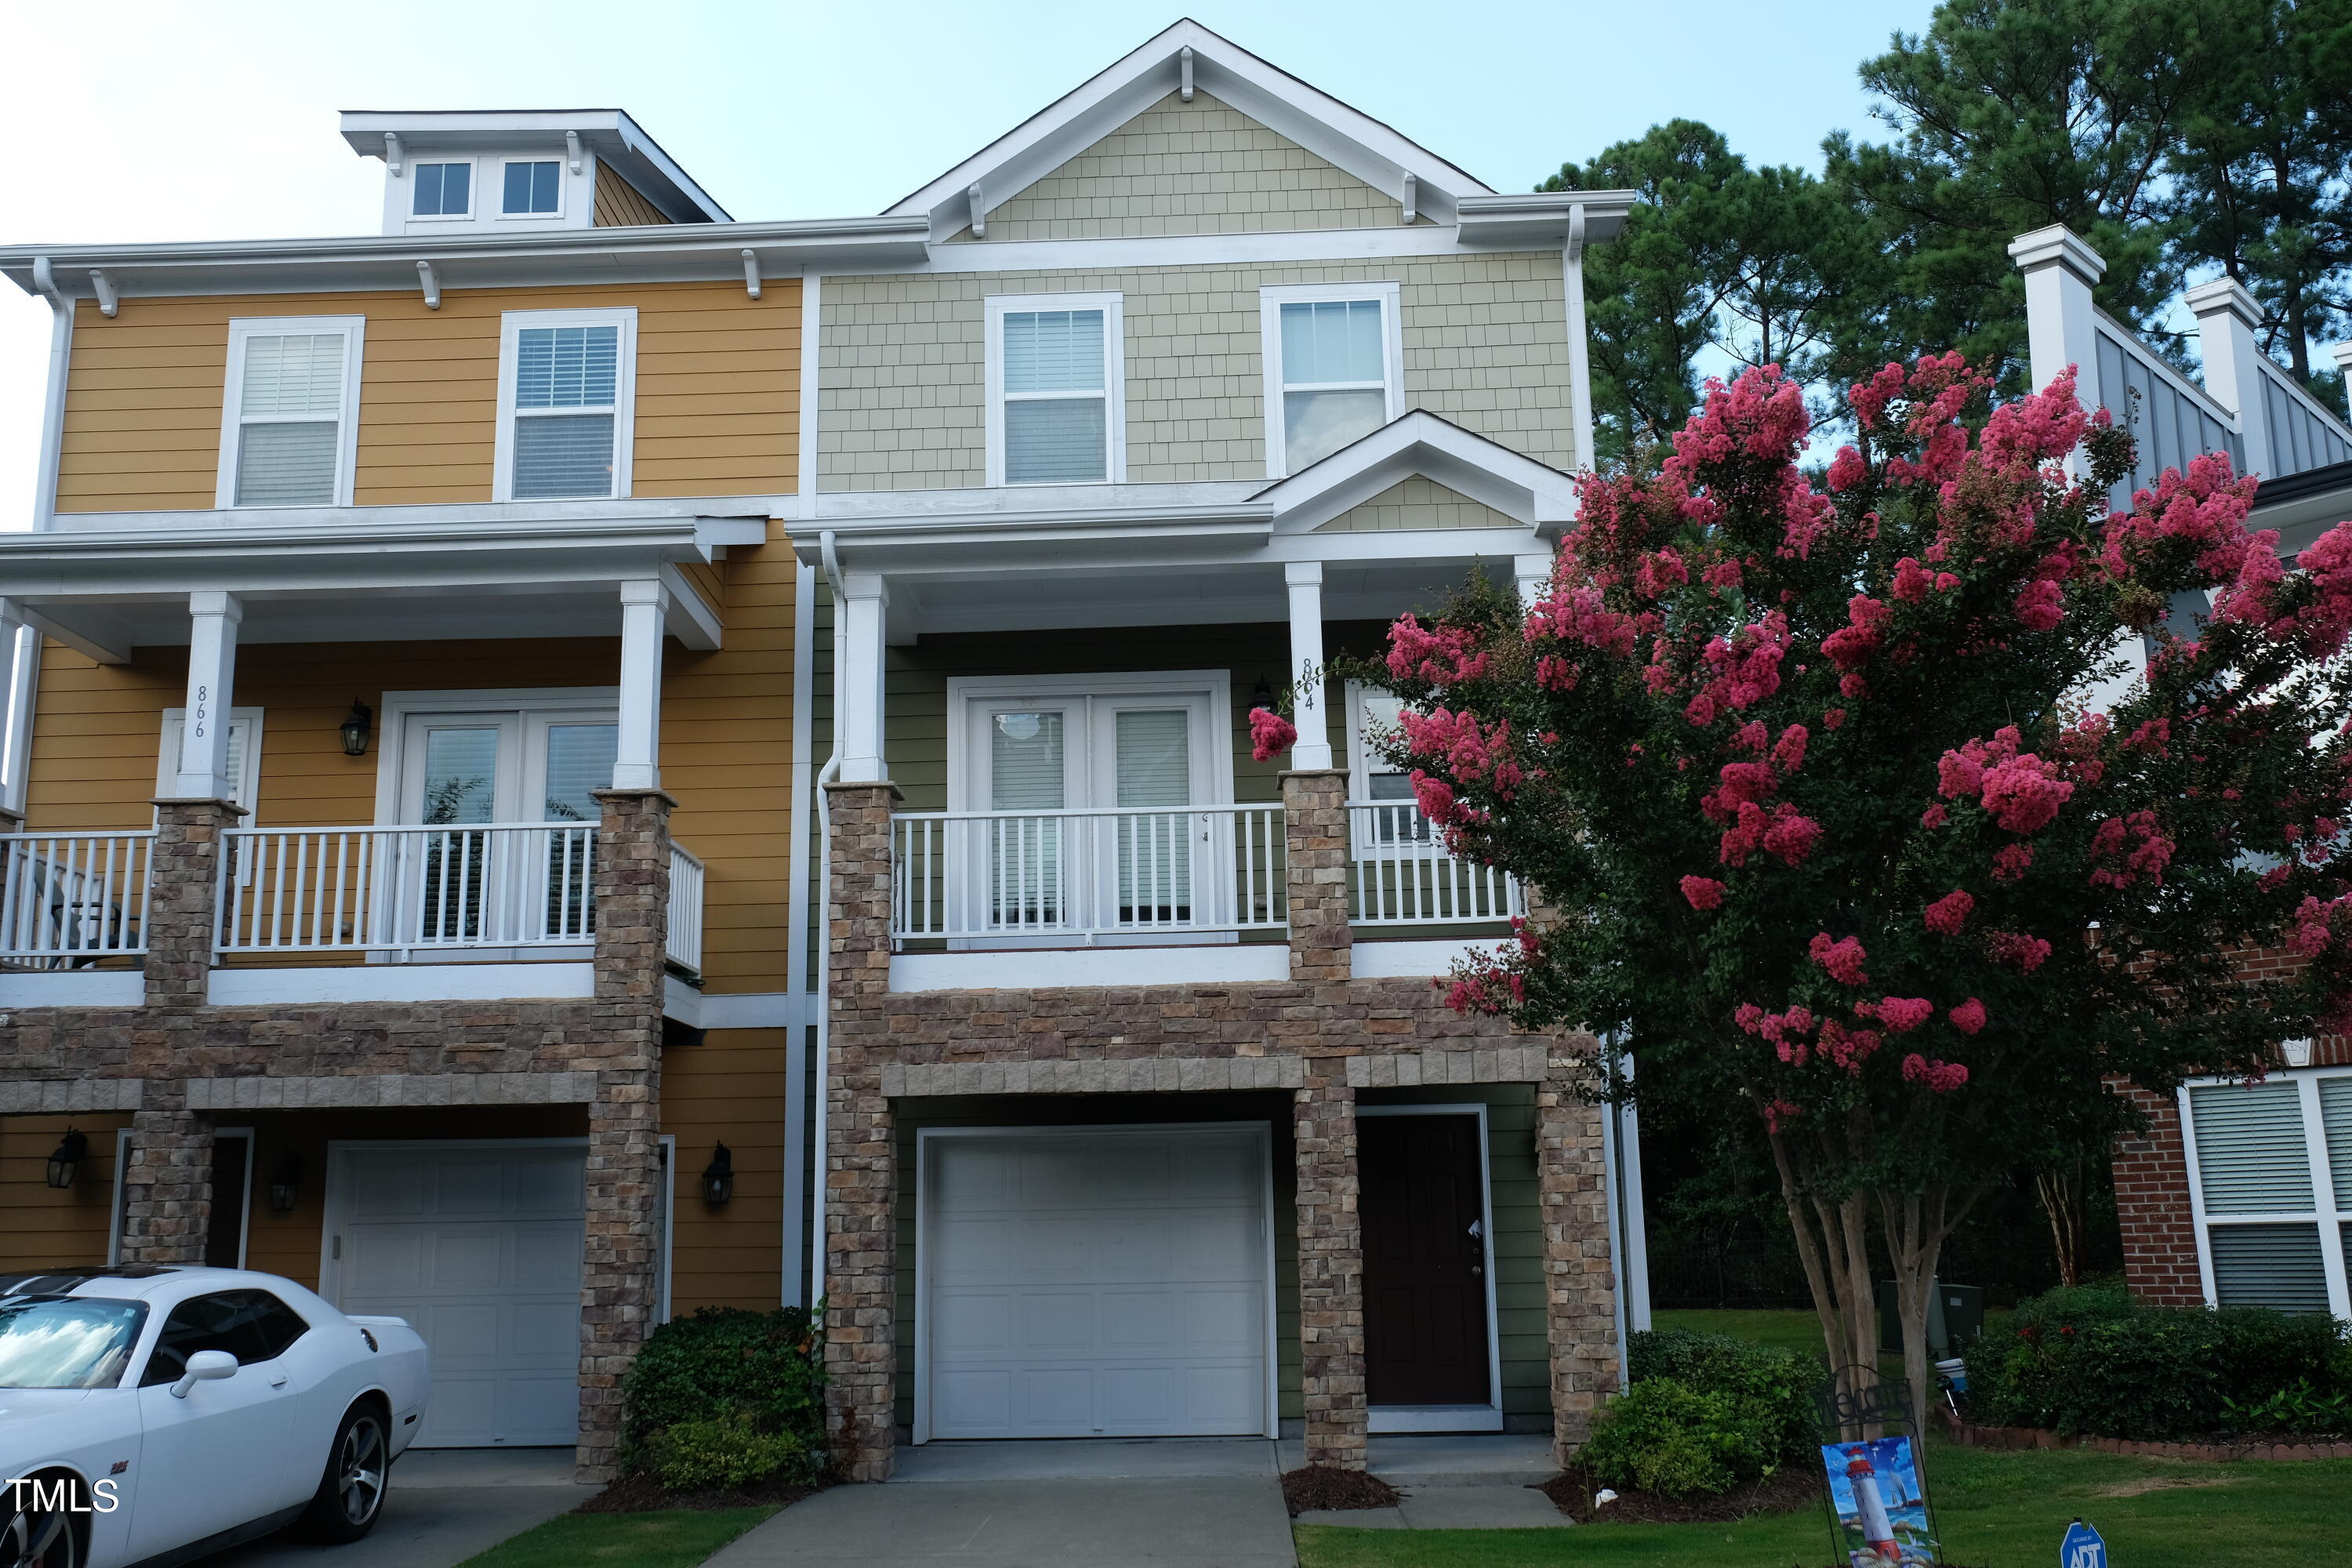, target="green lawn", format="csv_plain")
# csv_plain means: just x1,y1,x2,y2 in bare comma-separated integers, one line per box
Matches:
452,1507,777,1568
1650,1307,1832,1361
1295,1442,2352,1566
